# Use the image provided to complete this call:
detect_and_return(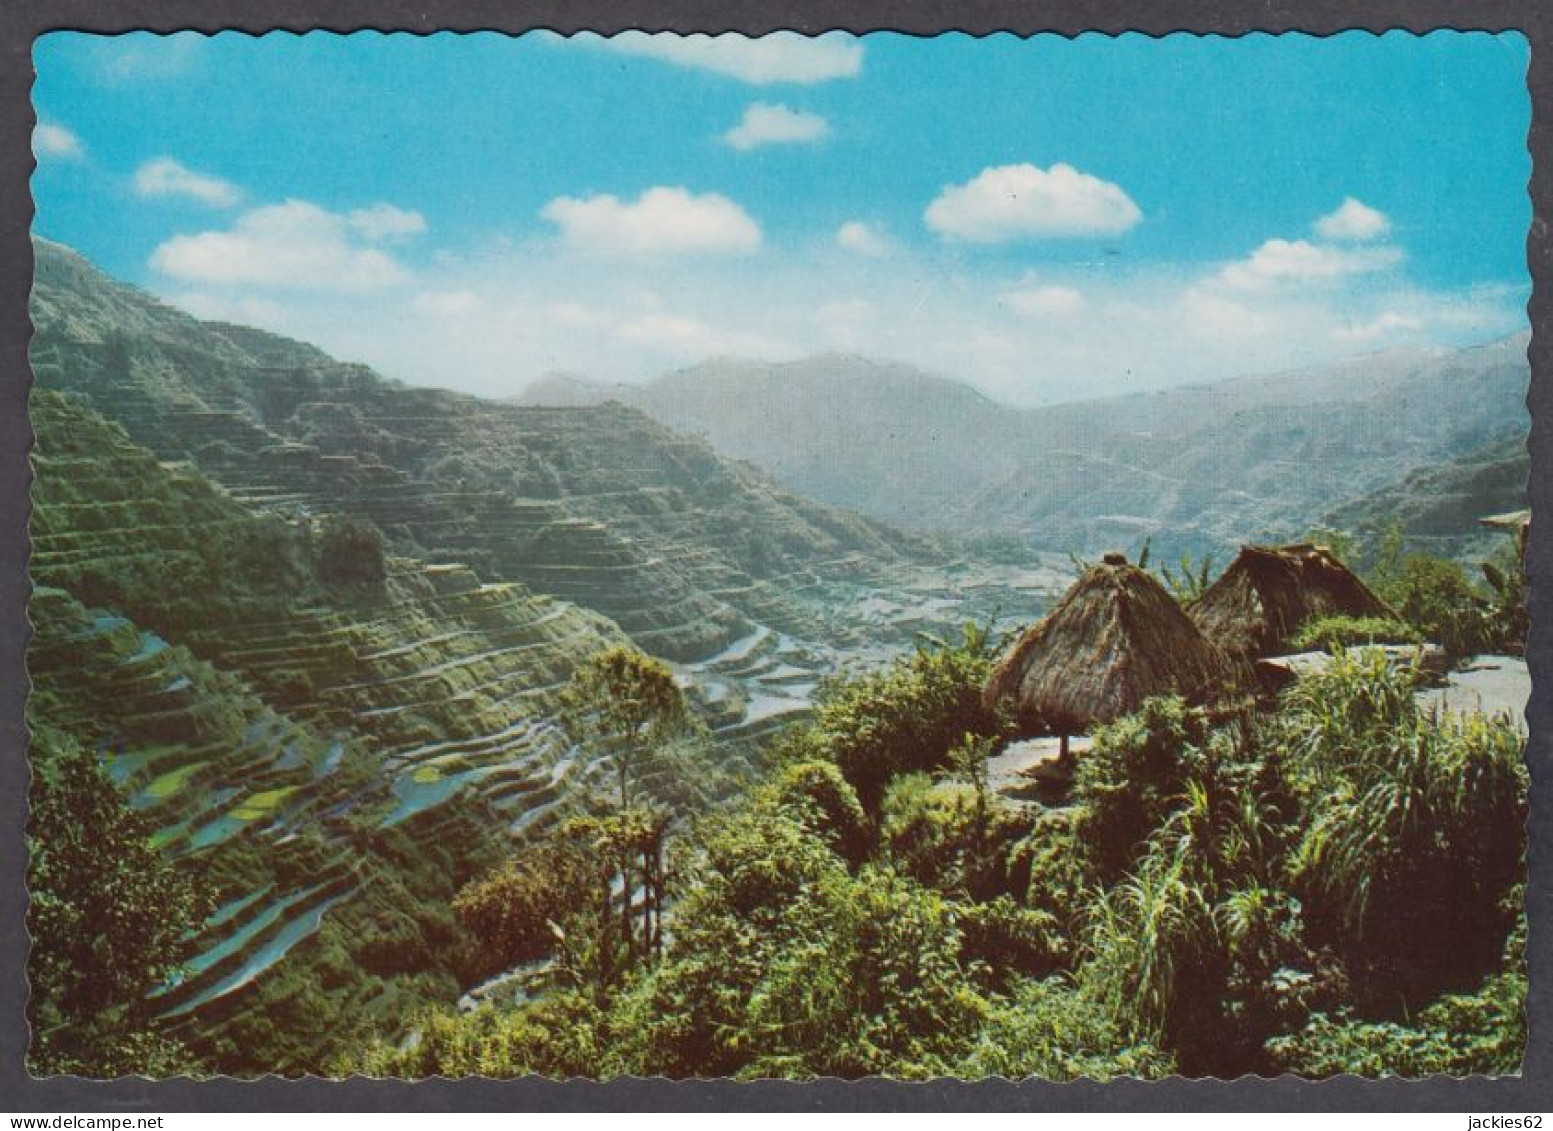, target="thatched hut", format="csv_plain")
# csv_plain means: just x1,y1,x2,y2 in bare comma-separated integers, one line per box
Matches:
1187,542,1394,662
1481,508,1530,568
984,552,1233,753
